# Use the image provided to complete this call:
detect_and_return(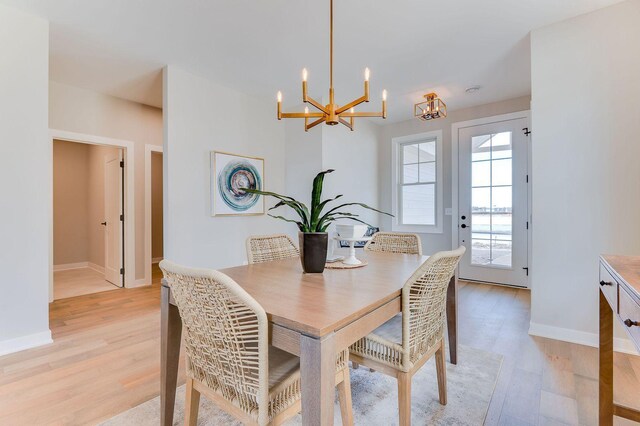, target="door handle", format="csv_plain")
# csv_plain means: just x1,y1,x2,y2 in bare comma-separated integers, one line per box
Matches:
623,319,639,328
460,224,467,229
101,222,107,226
